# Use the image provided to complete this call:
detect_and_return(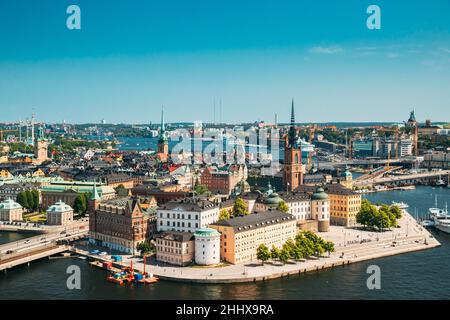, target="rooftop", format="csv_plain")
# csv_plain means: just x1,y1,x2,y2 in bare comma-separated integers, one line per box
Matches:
211,210,295,233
